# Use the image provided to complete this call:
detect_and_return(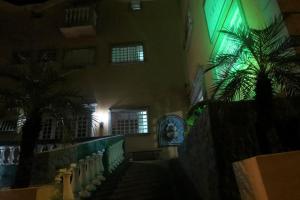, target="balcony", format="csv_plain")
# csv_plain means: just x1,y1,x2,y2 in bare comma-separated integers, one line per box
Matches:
60,6,97,38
